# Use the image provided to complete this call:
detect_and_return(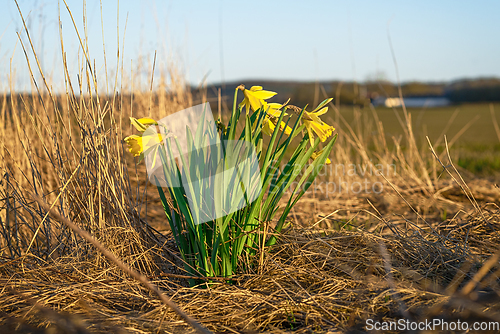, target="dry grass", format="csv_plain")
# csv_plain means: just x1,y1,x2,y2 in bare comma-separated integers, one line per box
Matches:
1,207,500,333
2,2,500,333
